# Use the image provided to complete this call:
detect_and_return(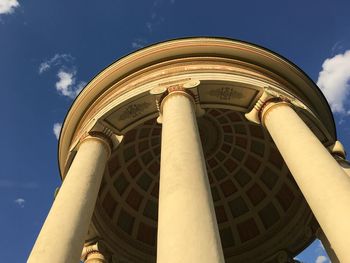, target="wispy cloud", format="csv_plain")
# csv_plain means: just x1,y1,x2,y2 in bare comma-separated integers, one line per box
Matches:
39,54,86,99
0,179,39,189
315,255,328,263
331,41,344,56
14,198,25,208
146,8,164,33
0,0,20,15
38,54,74,74
53,122,62,140
146,22,153,32
317,50,350,114
131,38,148,49
145,0,166,33
131,0,170,48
